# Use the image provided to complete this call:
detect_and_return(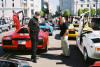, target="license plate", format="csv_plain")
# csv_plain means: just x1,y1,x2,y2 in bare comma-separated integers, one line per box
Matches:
18,40,26,44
